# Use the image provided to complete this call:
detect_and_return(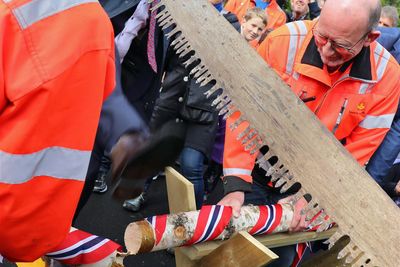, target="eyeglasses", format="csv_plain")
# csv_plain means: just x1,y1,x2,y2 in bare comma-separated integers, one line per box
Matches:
312,26,370,55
